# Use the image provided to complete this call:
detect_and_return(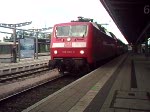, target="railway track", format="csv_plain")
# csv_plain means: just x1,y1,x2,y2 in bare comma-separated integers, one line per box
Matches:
0,71,82,112
0,66,49,83
0,56,114,112
0,69,63,102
